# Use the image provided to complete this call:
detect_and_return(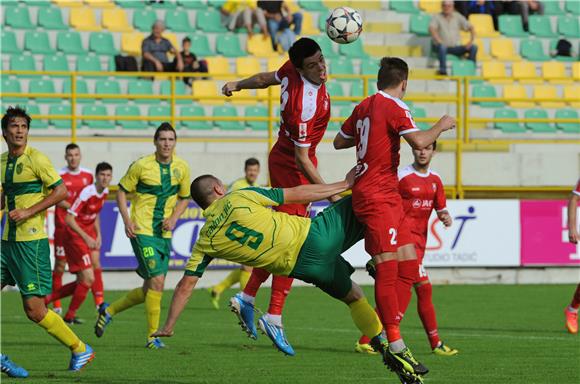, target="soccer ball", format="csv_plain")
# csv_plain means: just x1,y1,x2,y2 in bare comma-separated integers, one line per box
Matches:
325,7,363,44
